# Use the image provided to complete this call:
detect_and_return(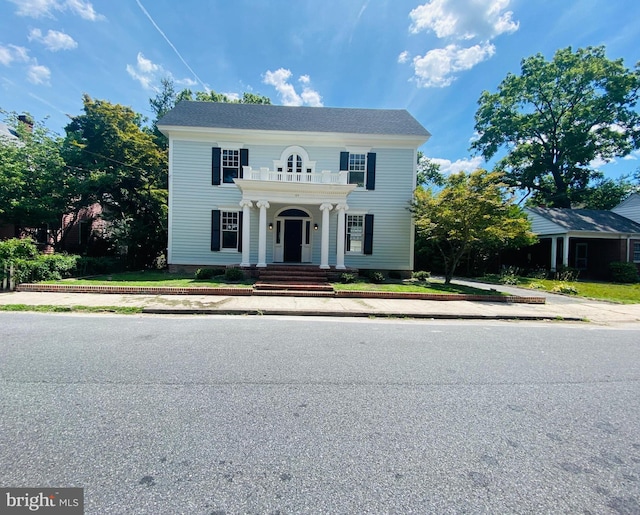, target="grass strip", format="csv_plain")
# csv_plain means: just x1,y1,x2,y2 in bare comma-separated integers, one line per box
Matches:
0,304,143,314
